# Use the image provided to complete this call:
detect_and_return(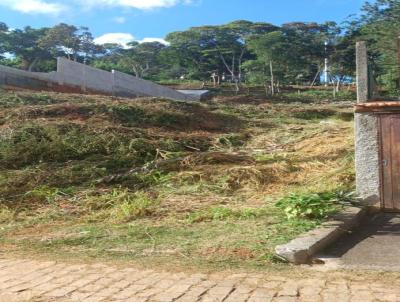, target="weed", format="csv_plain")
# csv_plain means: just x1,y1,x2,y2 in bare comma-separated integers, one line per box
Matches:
0,207,15,223
254,153,288,164
111,192,160,222
292,109,336,120
81,189,159,222
186,206,268,223
217,133,249,148
24,185,66,204
276,191,353,220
